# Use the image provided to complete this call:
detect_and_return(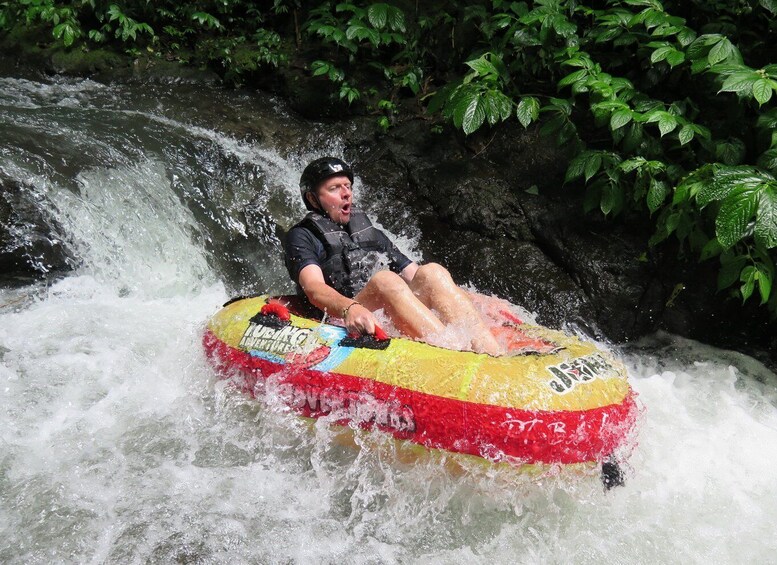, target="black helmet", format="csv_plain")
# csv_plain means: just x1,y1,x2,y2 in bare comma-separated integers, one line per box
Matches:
300,157,354,210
